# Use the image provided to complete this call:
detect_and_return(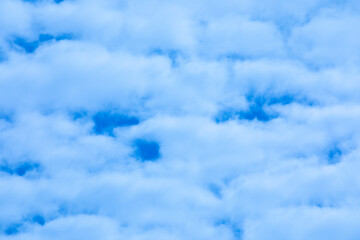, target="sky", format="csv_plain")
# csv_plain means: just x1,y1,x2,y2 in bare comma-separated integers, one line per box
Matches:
0,0,360,239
